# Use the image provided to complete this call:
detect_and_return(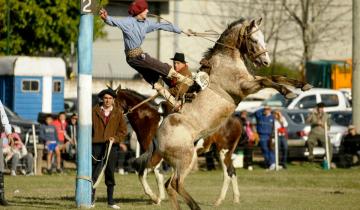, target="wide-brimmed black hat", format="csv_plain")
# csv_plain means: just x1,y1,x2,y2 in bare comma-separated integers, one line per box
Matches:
98,88,117,98
170,52,187,63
